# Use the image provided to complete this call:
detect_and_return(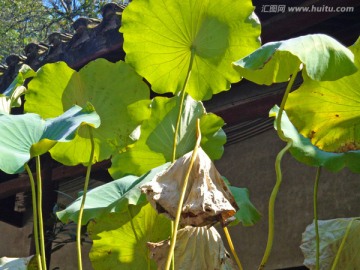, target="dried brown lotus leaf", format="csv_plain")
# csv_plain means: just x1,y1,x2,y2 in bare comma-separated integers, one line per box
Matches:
140,147,238,226
148,226,237,270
